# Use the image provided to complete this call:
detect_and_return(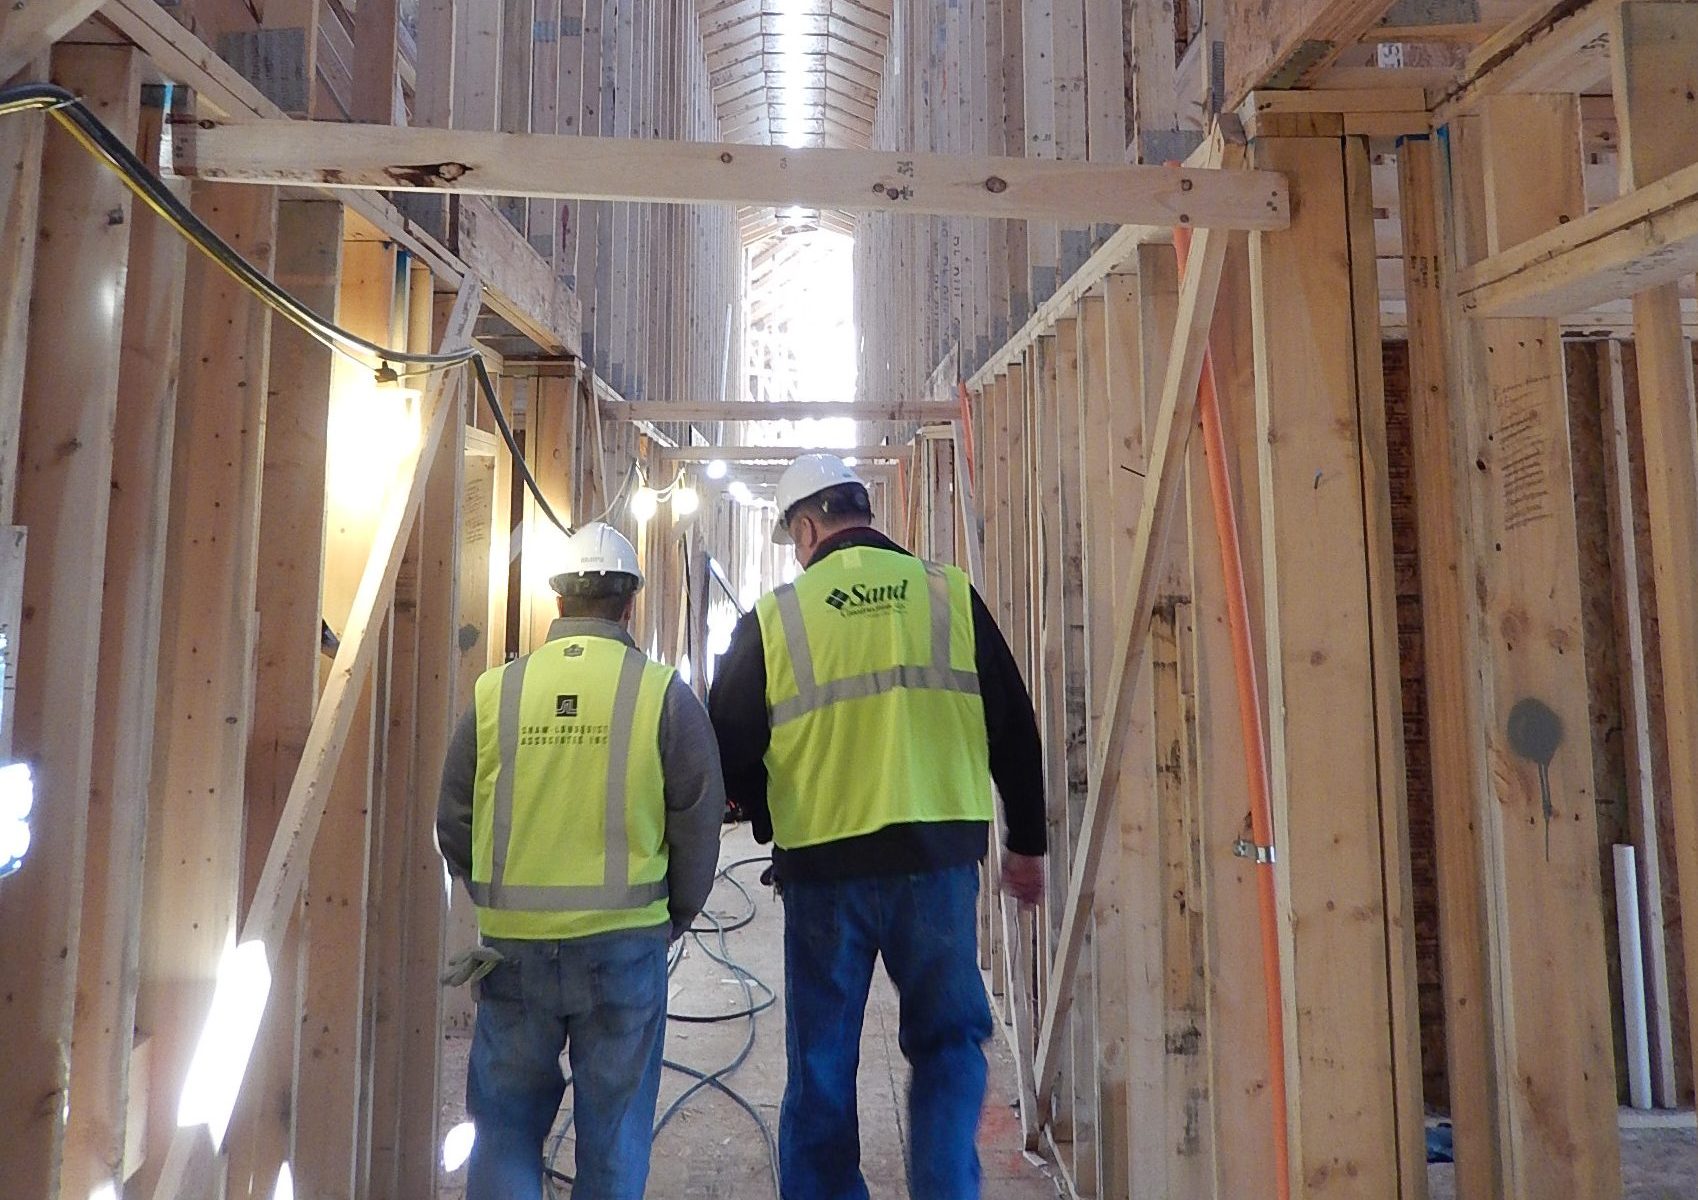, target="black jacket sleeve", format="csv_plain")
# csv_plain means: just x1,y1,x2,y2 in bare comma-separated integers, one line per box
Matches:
971,587,1048,855
707,609,775,844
